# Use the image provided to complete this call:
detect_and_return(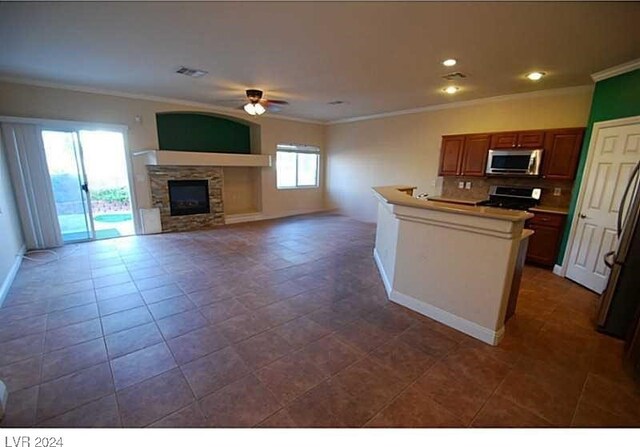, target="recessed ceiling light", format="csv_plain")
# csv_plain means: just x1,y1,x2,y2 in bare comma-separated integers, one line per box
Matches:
443,86,460,94
442,59,457,67
526,71,546,81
